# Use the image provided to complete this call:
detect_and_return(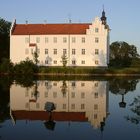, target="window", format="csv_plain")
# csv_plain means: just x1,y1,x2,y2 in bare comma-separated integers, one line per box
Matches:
94,104,98,110
25,49,29,54
63,104,66,109
63,49,67,55
25,37,29,43
54,49,57,55
36,37,40,43
81,60,85,64
45,37,48,43
82,49,85,55
71,104,75,109
94,114,98,119
63,93,66,98
53,37,57,43
81,92,85,98
45,82,49,86
45,49,48,54
53,82,57,86
71,92,75,98
95,28,99,33
54,60,57,64
53,92,57,98
95,82,98,87
95,49,99,55
63,37,67,43
72,60,76,65
45,60,48,64
71,82,76,87
81,83,85,87
94,92,98,98
95,60,99,65
72,49,76,55
25,103,29,108
36,103,40,109
95,37,99,43
44,91,48,97
82,37,85,43
81,104,85,110
72,37,76,43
